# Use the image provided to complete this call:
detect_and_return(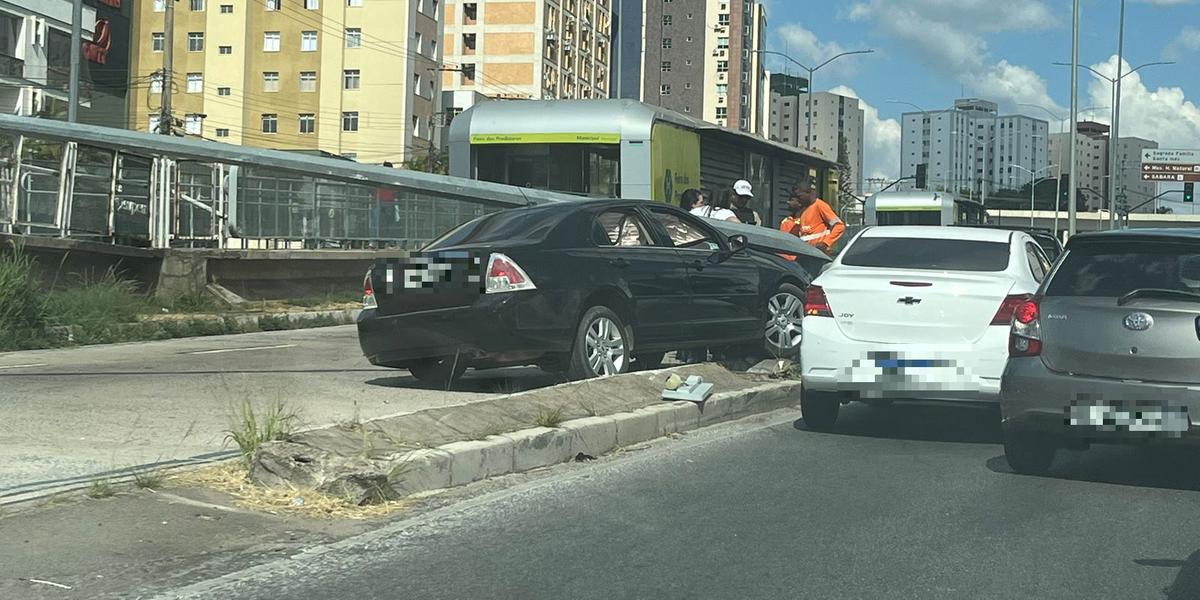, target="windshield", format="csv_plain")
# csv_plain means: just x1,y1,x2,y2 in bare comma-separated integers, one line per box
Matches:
842,237,1011,271
1046,241,1200,297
